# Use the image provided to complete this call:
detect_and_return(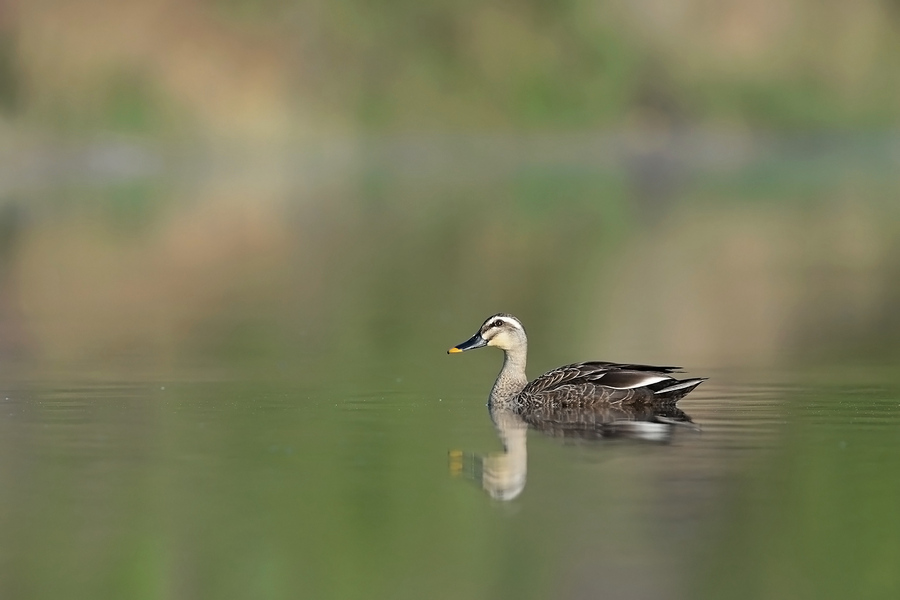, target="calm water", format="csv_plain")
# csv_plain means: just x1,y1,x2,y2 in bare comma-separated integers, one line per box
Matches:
1,366,898,599
0,137,899,599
